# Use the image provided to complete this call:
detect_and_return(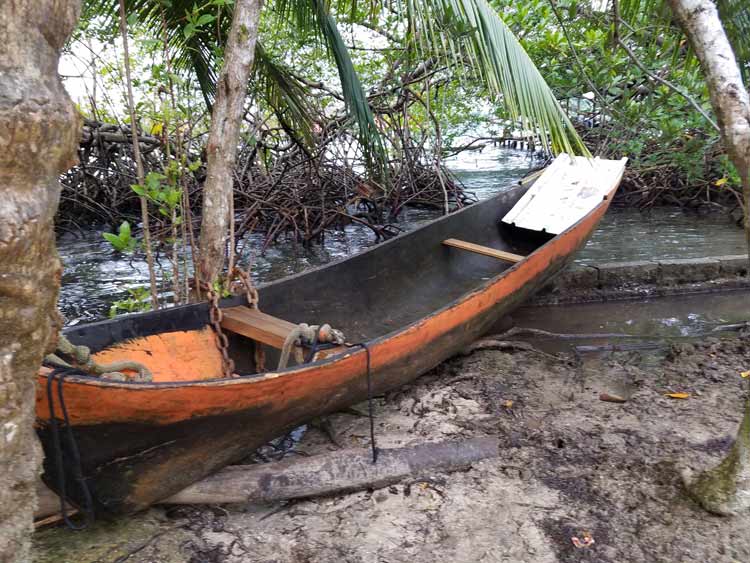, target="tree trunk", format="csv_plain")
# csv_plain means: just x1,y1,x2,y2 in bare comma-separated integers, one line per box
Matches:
0,1,81,560
668,0,750,515
198,0,263,285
